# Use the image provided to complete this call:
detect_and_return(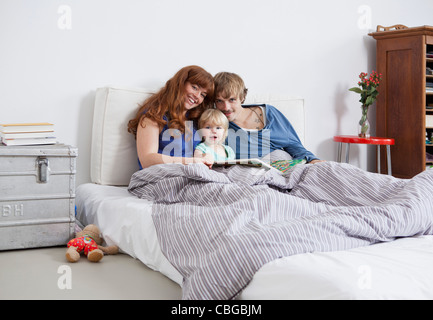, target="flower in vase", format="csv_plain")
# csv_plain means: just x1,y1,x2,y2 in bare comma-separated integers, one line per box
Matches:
349,71,382,107
349,71,382,137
